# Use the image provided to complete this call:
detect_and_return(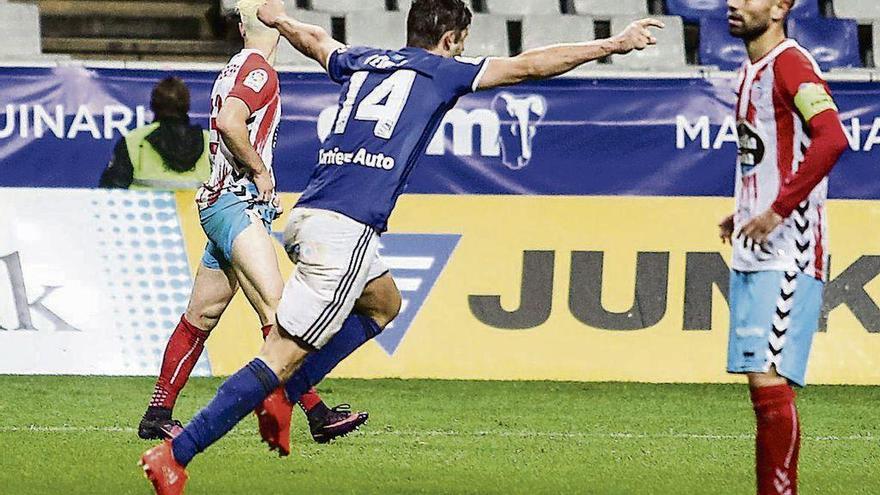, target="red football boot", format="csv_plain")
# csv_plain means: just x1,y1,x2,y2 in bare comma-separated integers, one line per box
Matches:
255,386,293,456
139,440,188,495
